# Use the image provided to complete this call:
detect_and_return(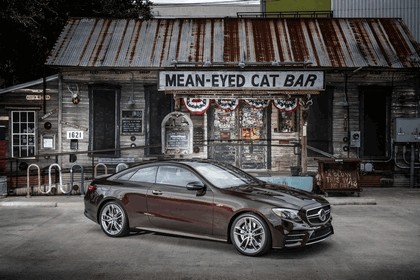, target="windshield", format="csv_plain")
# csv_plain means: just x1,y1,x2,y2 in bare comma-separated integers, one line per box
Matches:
190,162,261,189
